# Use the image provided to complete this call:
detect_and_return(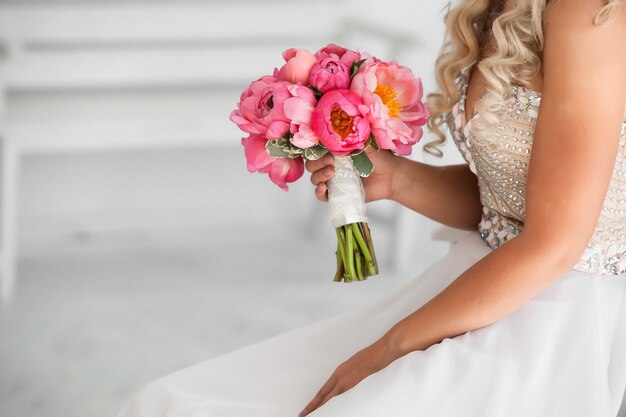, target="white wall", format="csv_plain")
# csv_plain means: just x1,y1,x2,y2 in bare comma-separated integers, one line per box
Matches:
1,0,464,275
